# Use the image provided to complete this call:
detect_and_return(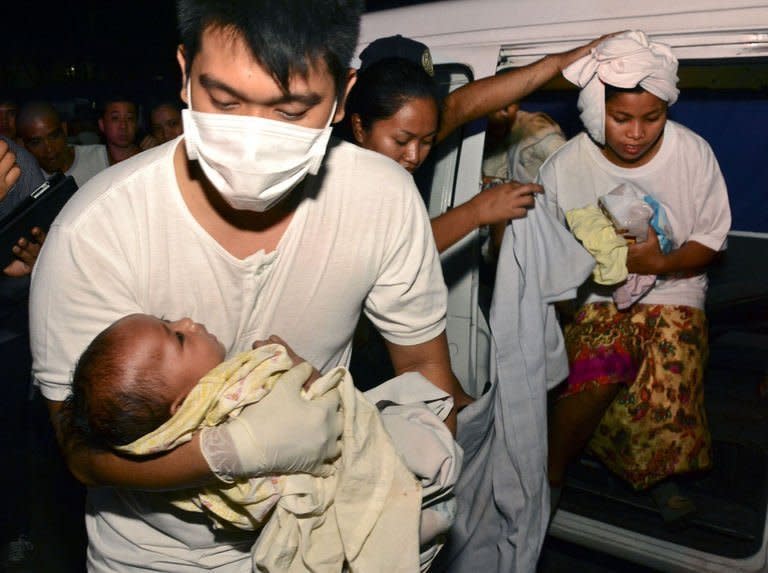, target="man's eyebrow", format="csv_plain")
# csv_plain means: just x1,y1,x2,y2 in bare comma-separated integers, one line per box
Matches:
199,73,322,106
